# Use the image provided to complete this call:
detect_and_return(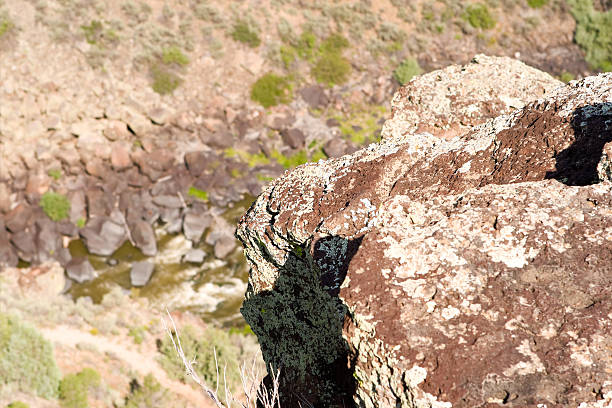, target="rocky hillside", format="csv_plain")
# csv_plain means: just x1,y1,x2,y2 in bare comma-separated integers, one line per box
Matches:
237,57,612,407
